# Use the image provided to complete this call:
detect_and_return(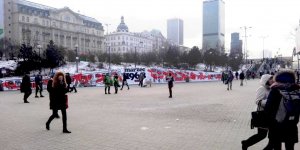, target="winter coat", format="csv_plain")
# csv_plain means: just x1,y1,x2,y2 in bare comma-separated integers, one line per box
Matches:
113,77,120,87
51,83,68,110
239,72,245,80
21,75,32,93
227,73,234,82
265,83,300,143
47,79,54,109
256,74,272,111
166,76,174,88
66,75,72,84
123,74,129,81
35,75,42,84
104,76,111,85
